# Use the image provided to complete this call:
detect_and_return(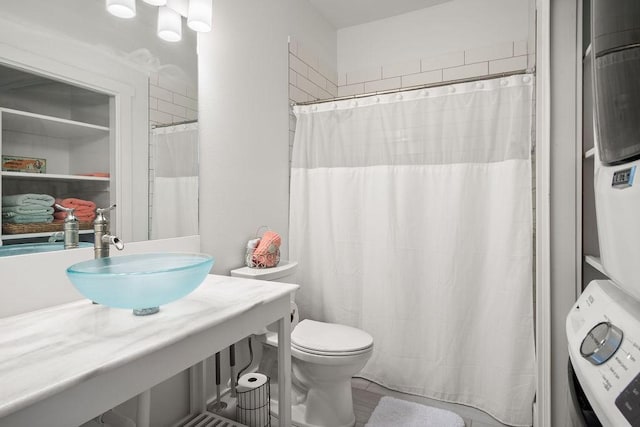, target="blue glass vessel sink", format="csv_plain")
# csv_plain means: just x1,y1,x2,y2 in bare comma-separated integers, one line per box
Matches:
0,242,92,257
66,252,214,315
